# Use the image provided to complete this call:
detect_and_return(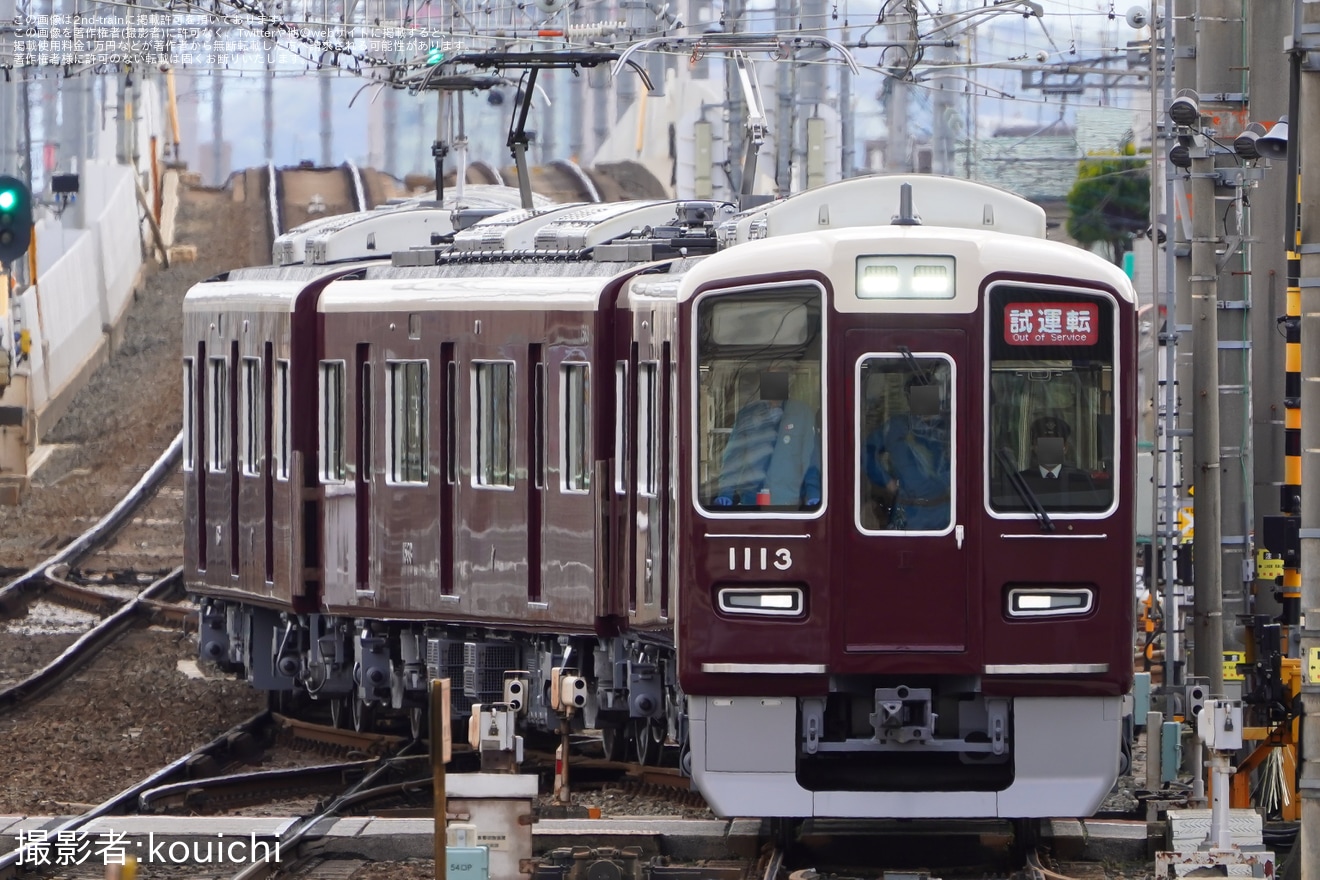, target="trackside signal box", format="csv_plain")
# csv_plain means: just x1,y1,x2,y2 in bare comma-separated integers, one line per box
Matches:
445,847,489,880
